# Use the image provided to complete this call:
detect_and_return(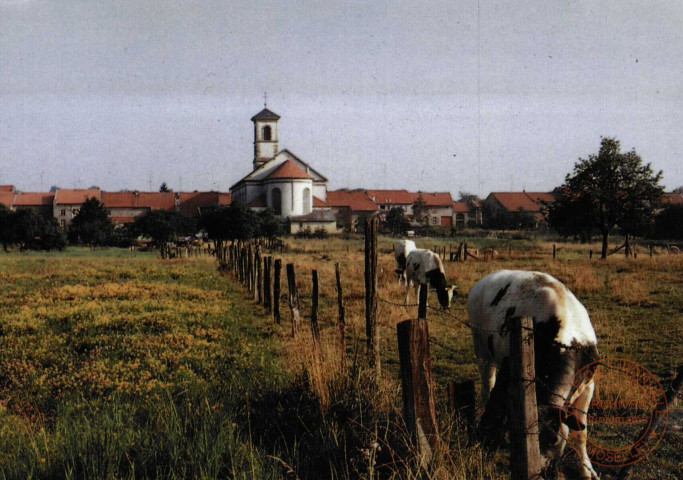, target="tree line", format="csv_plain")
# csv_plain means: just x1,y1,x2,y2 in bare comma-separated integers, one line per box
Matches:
0,199,284,253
